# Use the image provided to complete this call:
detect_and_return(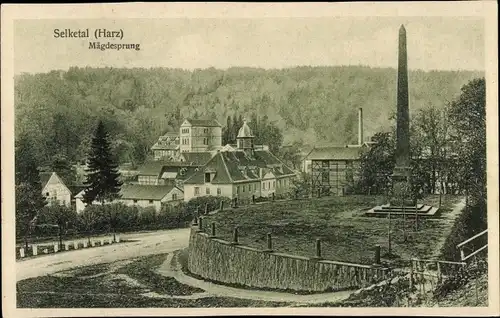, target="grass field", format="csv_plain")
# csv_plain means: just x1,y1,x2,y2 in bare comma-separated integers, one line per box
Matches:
17,254,291,308
201,195,463,266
